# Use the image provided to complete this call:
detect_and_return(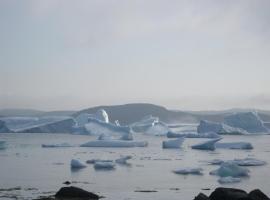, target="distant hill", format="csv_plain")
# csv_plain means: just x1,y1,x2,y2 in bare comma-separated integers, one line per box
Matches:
74,103,270,125
0,109,76,117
